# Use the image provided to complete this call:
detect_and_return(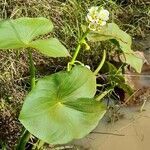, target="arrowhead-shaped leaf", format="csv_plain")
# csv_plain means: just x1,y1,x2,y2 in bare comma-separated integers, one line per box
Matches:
0,18,69,57
87,23,143,72
19,66,106,144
